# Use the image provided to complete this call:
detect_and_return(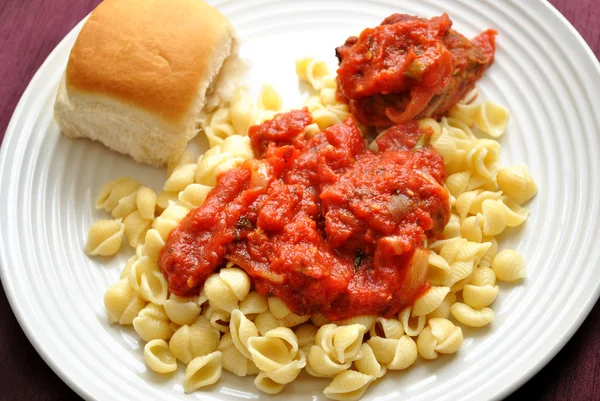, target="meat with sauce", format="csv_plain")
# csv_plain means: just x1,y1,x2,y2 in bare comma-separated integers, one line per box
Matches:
335,13,497,127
